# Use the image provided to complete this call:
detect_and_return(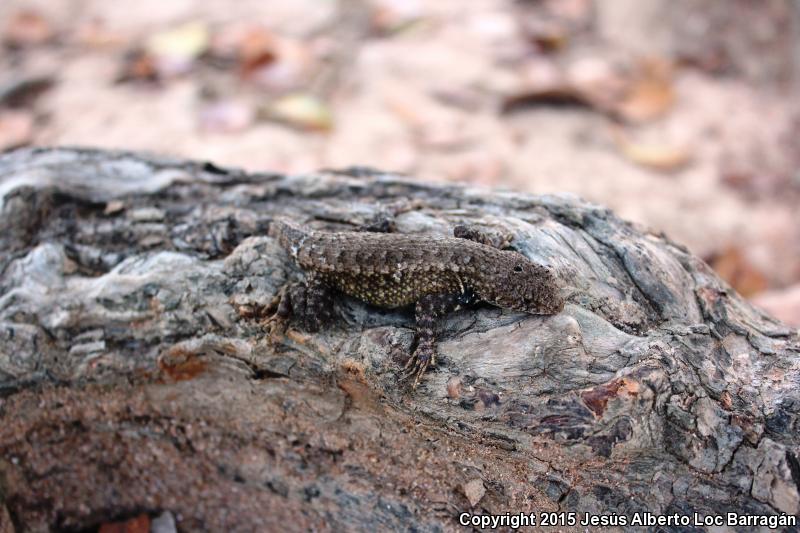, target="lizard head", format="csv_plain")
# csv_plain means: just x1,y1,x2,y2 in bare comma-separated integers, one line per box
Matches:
476,253,564,315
